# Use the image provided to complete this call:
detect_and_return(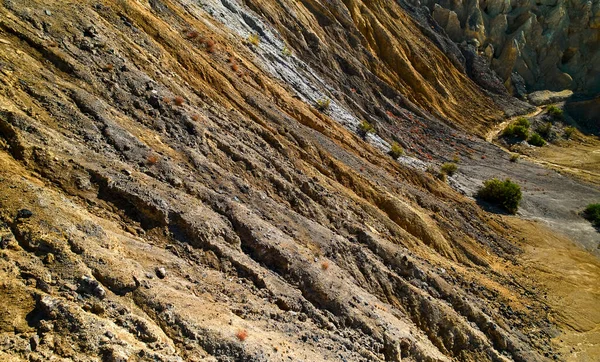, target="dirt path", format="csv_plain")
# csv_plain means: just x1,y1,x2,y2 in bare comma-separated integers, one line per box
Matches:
485,107,543,142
